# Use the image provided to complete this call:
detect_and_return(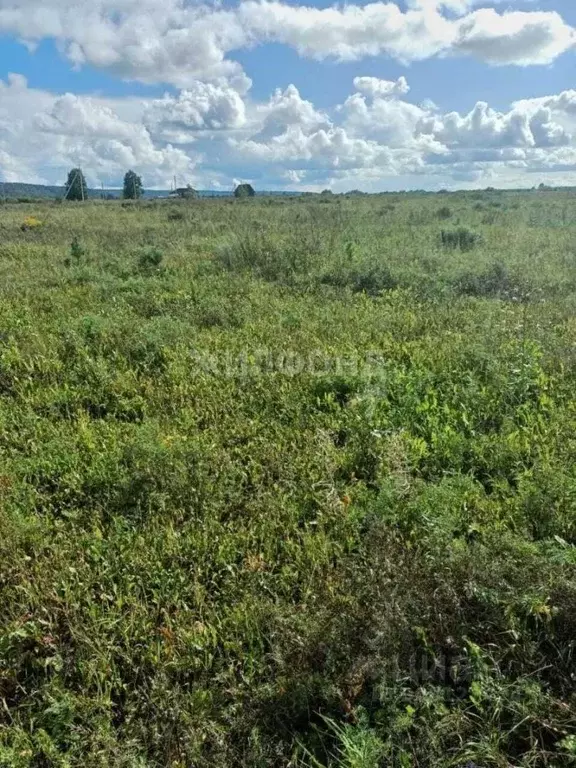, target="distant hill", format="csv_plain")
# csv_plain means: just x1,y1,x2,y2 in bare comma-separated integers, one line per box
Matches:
0,182,302,200
0,182,175,200
1,182,71,200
